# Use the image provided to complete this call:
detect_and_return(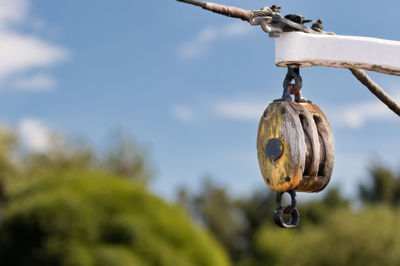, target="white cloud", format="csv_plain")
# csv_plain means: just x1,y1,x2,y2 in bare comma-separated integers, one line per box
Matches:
214,99,266,121
0,0,67,90
179,21,250,59
223,22,249,37
18,118,53,153
329,92,400,128
0,0,28,26
0,31,67,80
211,92,400,128
171,105,195,123
171,98,267,123
13,74,55,91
